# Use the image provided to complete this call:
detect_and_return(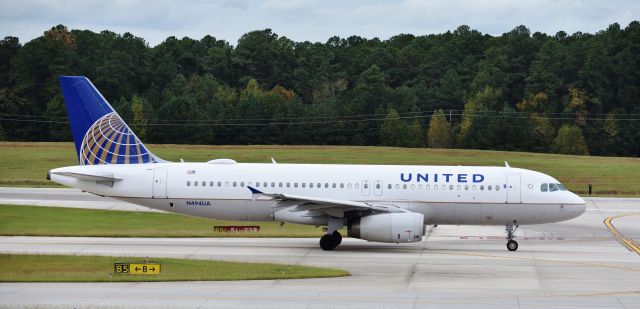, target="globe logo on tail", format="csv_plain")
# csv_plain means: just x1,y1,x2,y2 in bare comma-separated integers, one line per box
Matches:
79,112,156,165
